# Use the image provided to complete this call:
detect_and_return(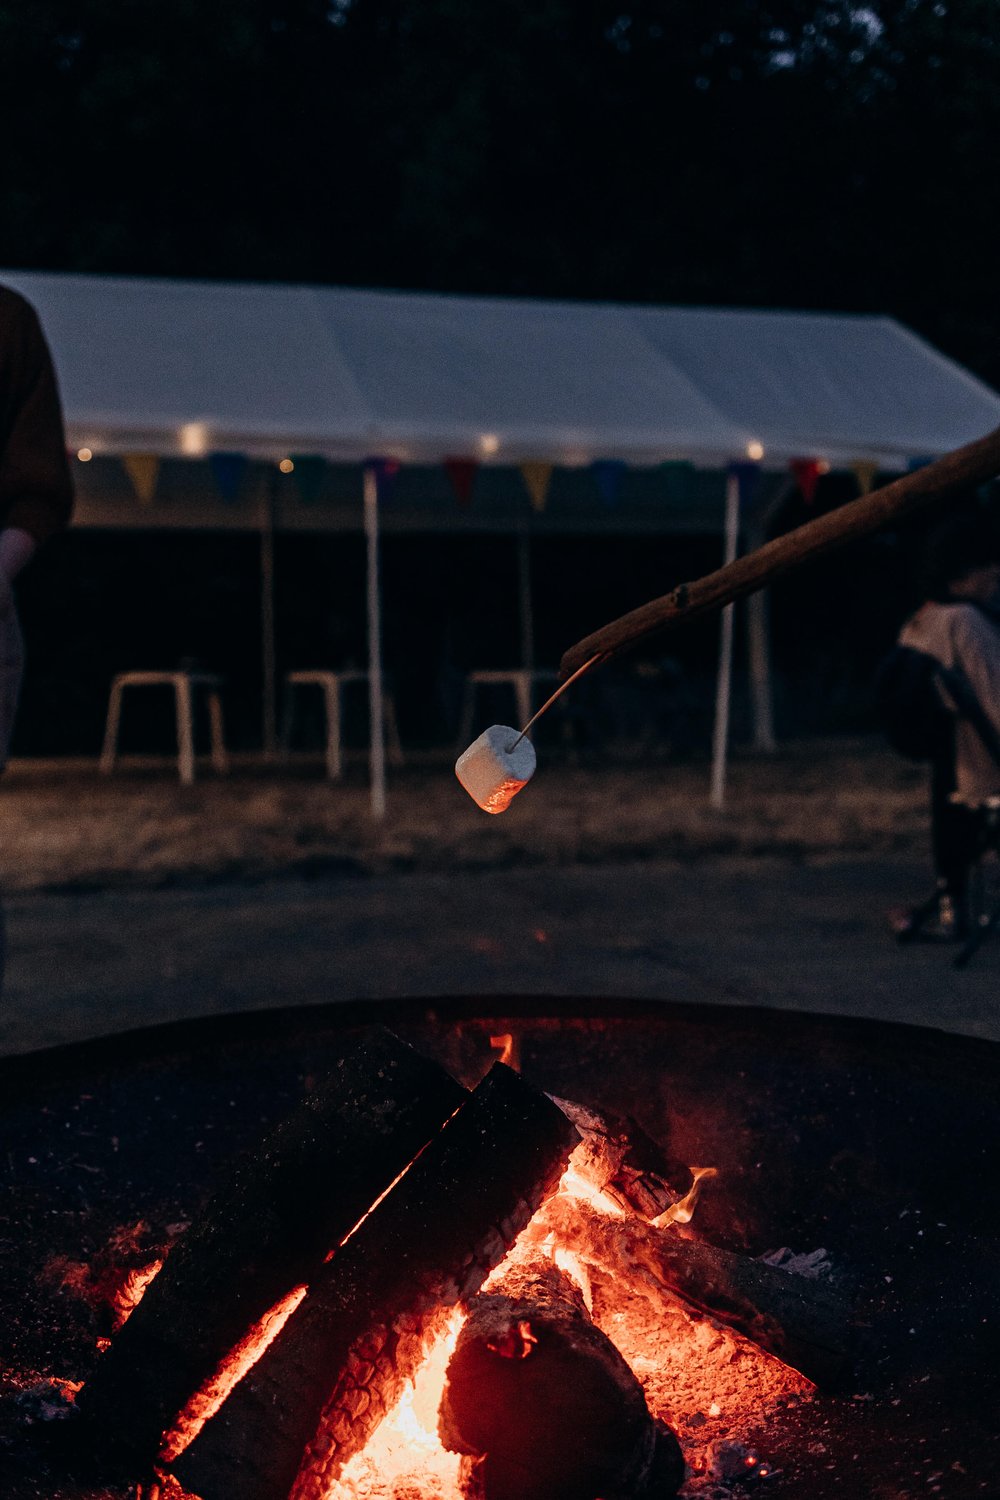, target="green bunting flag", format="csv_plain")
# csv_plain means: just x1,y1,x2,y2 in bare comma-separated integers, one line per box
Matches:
291,455,327,505
209,452,247,502
850,460,879,496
